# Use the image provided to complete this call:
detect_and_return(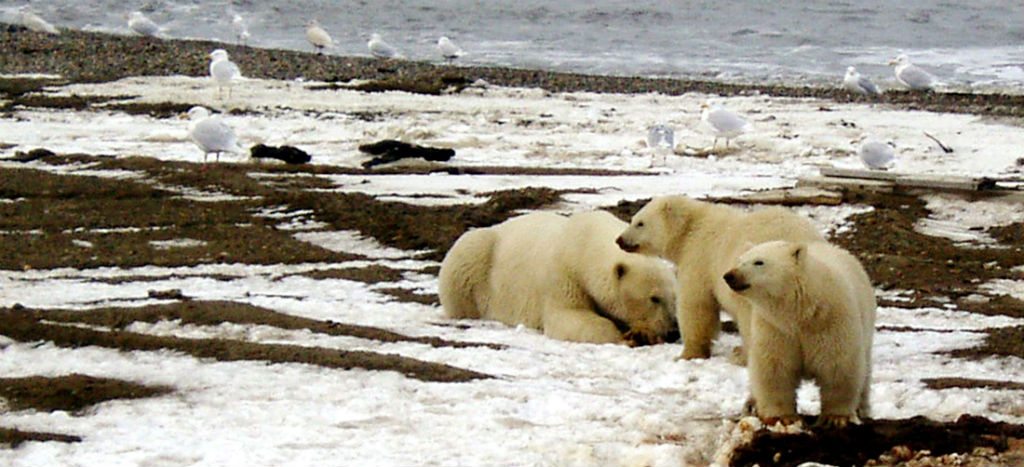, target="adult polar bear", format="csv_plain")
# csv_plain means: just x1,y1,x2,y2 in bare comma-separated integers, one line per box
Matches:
616,195,823,360
439,210,678,345
724,240,875,427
